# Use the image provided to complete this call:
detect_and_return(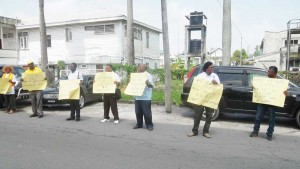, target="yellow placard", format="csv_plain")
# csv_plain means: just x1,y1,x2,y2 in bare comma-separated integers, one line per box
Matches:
93,72,116,94
0,78,11,94
22,72,47,91
187,77,223,109
124,72,148,96
252,77,289,107
58,80,80,100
